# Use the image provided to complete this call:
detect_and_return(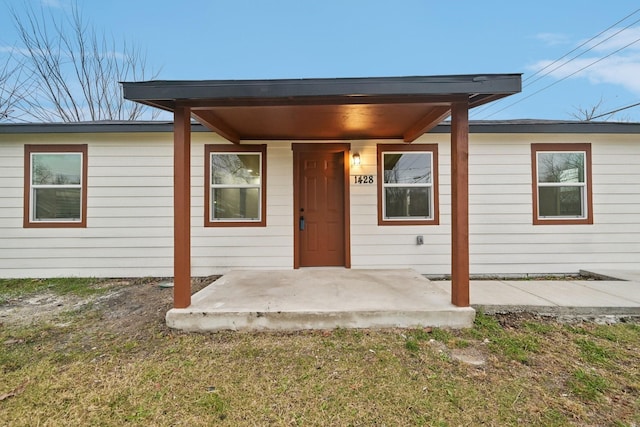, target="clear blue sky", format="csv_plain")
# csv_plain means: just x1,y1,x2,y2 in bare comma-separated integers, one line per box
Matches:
2,0,640,121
